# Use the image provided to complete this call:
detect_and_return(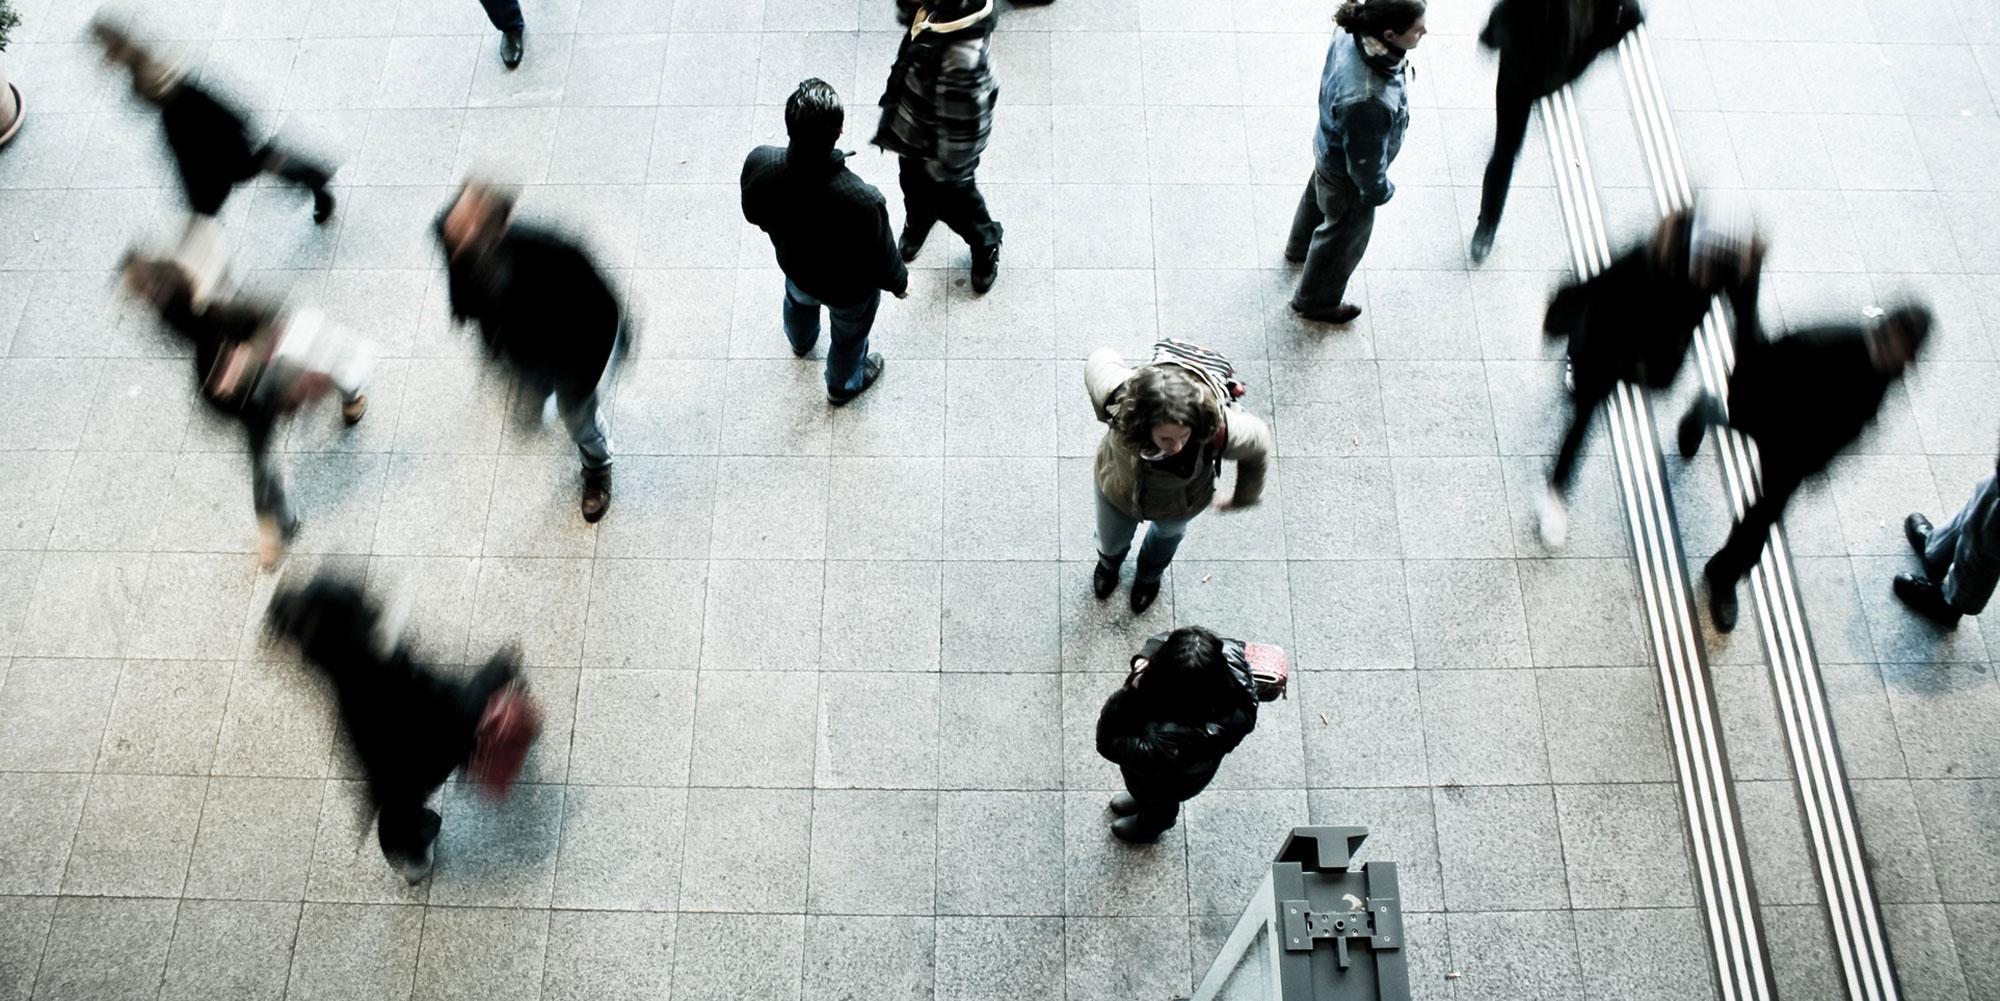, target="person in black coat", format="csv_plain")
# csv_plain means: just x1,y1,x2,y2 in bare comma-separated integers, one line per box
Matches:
1537,201,1762,547
1095,627,1259,844
743,78,909,404
1470,0,1643,263
269,574,540,882
1679,304,1930,631
436,181,626,523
